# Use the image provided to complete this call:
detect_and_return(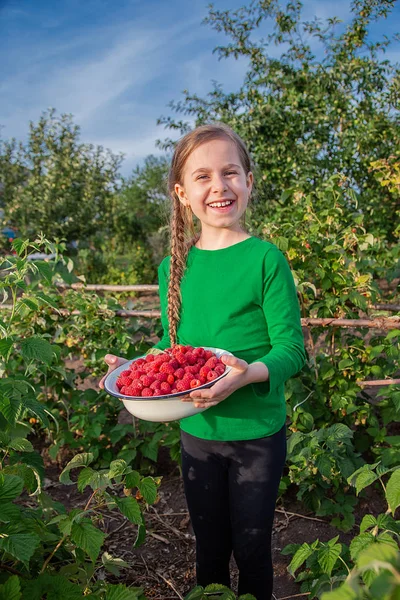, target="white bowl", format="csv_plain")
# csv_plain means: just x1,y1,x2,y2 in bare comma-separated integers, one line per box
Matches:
104,347,233,422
